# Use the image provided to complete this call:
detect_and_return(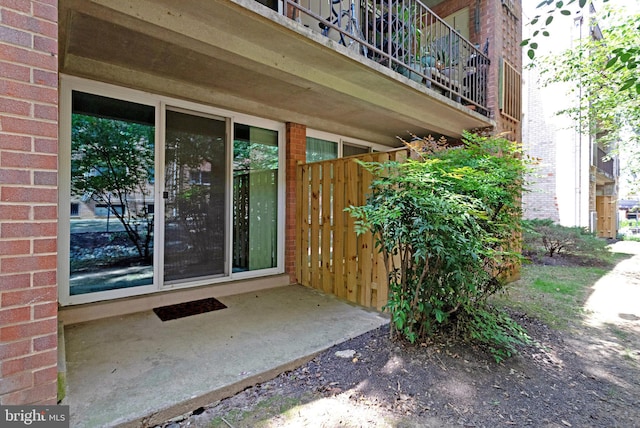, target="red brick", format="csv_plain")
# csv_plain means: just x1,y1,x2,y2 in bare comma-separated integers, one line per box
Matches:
32,2,57,23
1,116,57,138
1,380,57,405
0,306,31,325
33,301,56,319
0,61,31,82
0,97,31,115
33,103,56,120
0,205,30,220
0,44,56,72
0,273,30,290
1,187,58,204
0,25,32,48
33,35,56,54
33,69,57,87
0,340,31,360
33,205,56,220
0,9,58,39
33,238,55,253
0,134,31,151
1,222,56,239
0,169,30,185
0,318,57,343
32,271,56,287
0,80,58,104
33,333,56,352
34,171,57,186
1,284,56,307
34,138,57,154
0,371,32,395
1,0,32,13
0,254,57,274
33,366,57,386
0,239,30,256
0,358,25,377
